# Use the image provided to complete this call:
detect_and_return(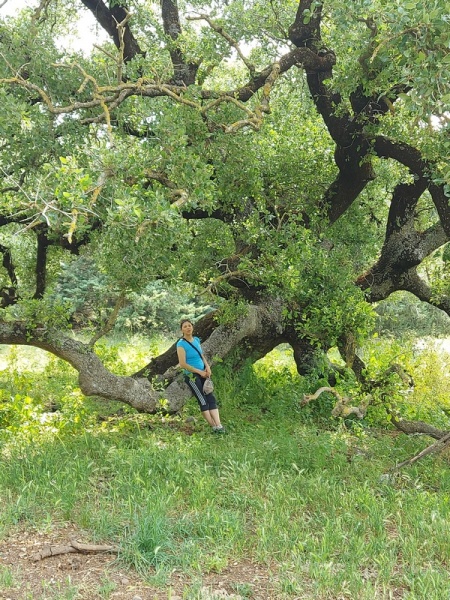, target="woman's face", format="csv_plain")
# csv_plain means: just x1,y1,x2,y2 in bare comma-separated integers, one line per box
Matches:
181,321,193,336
